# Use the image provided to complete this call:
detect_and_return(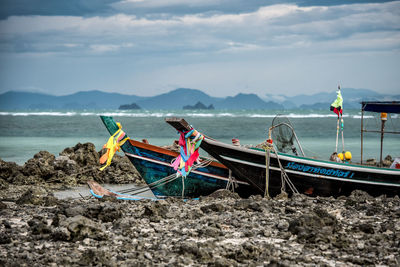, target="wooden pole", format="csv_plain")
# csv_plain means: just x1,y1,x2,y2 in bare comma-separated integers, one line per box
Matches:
335,117,339,153
361,105,364,164
380,113,387,166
